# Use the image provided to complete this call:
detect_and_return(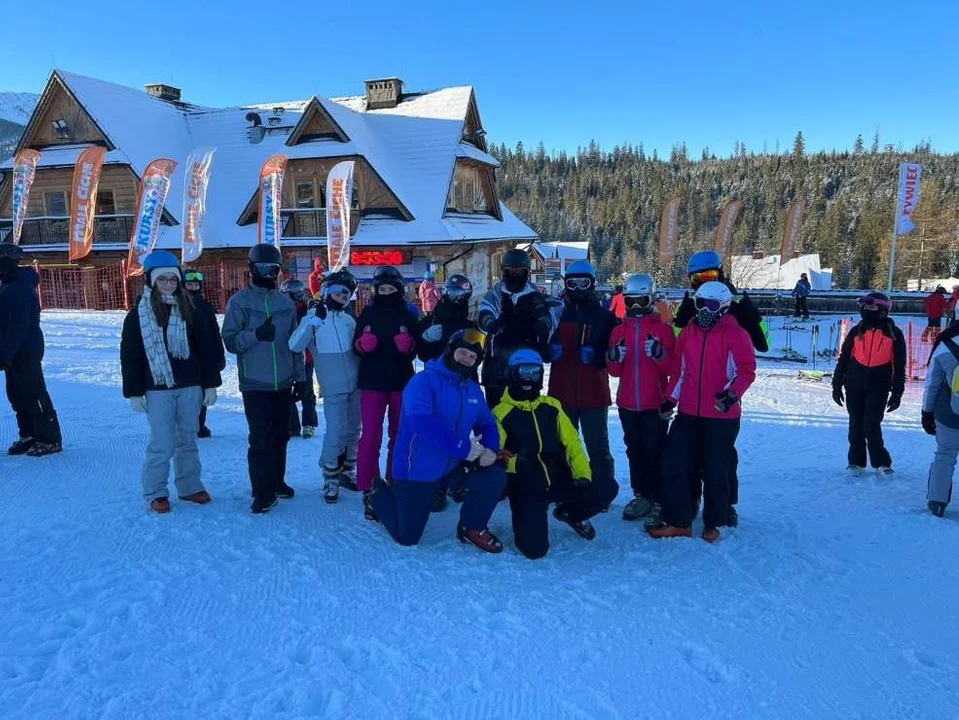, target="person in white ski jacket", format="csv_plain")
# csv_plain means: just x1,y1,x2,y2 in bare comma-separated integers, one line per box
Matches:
289,270,361,504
